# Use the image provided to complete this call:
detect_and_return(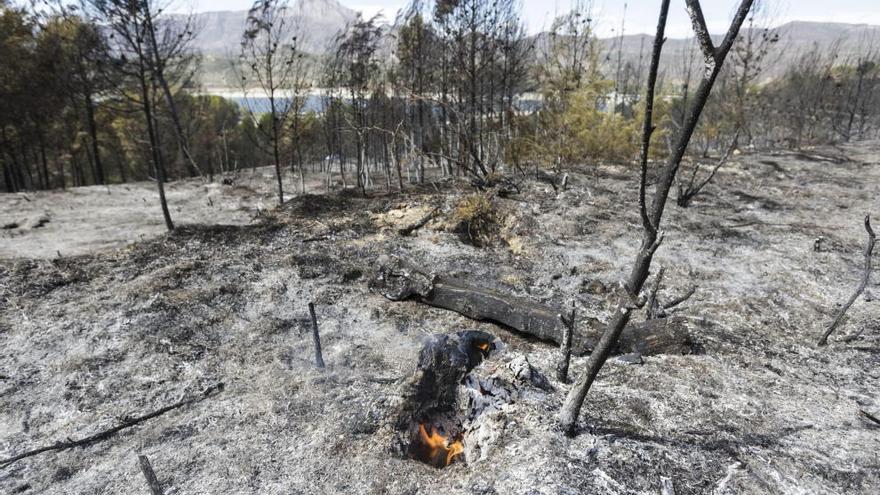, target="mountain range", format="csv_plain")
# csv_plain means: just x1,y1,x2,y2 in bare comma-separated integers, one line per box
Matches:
186,0,358,56
186,0,880,87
